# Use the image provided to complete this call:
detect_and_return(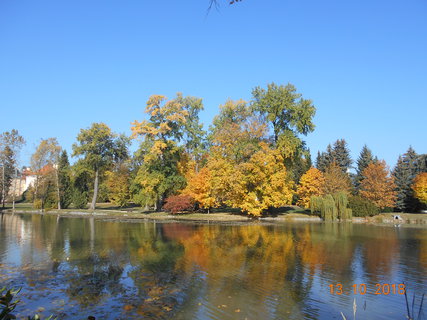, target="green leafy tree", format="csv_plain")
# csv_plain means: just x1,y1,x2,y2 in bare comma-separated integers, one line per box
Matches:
393,147,420,212
179,94,207,167
71,160,91,209
72,123,129,210
251,82,315,173
58,150,72,209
